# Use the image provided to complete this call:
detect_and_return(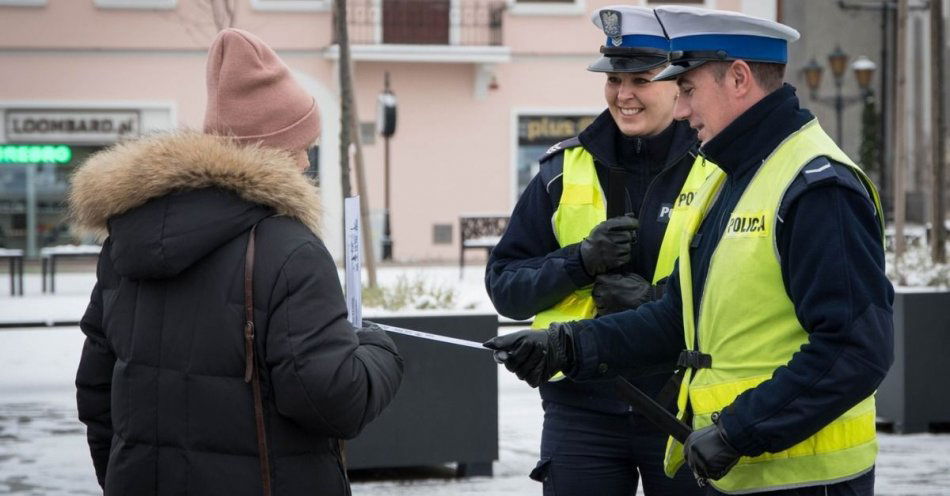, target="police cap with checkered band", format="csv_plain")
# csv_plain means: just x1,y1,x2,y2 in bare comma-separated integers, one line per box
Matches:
588,5,670,73
651,5,800,82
